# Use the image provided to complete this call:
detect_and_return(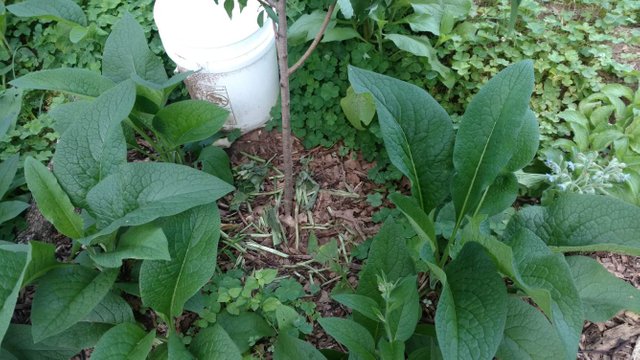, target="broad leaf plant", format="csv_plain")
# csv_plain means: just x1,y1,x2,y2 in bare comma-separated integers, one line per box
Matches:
275,61,640,360
0,13,239,359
